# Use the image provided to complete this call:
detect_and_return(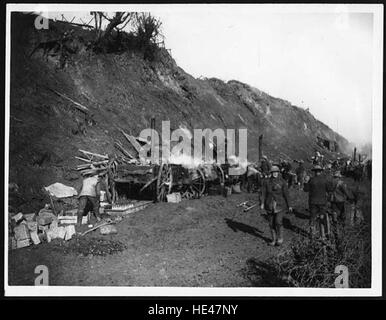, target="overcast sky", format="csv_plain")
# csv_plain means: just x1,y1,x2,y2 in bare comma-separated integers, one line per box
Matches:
46,5,375,146
154,7,374,146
